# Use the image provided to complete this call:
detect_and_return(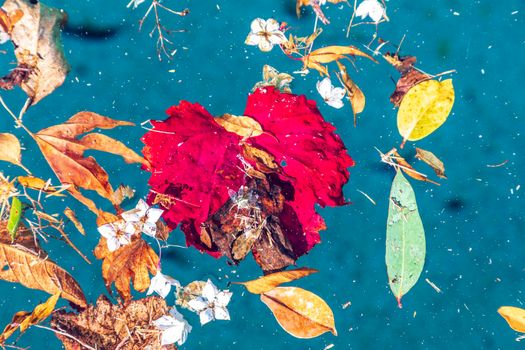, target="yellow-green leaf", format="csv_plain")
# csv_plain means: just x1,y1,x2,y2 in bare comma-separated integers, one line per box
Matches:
234,267,318,294
397,79,455,144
